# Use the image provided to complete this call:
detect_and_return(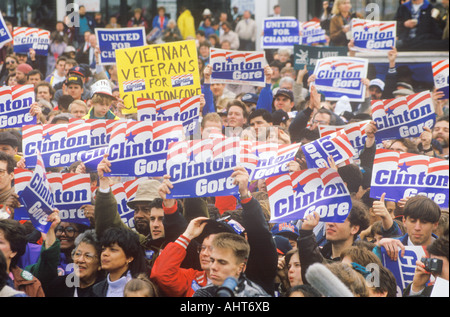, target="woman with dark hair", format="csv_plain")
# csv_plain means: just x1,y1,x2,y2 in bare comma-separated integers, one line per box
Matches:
91,227,149,297
0,219,45,297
